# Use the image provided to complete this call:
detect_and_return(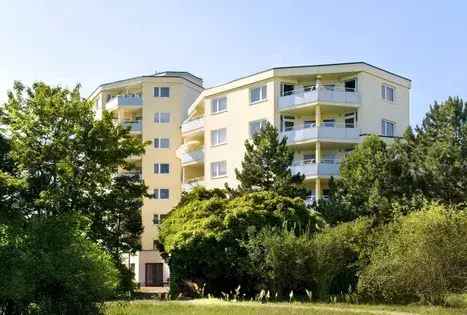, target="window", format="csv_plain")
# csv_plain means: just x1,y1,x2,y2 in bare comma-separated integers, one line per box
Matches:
154,163,170,174
303,153,316,164
154,112,170,123
344,79,357,92
211,161,227,178
281,83,295,96
249,119,267,136
211,97,227,114
154,138,170,148
154,87,170,97
130,263,135,273
211,128,227,146
322,119,336,127
381,120,395,137
304,120,316,129
153,214,159,224
381,85,395,102
160,214,167,223
250,85,267,103
281,115,295,132
153,188,170,199
323,84,335,91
